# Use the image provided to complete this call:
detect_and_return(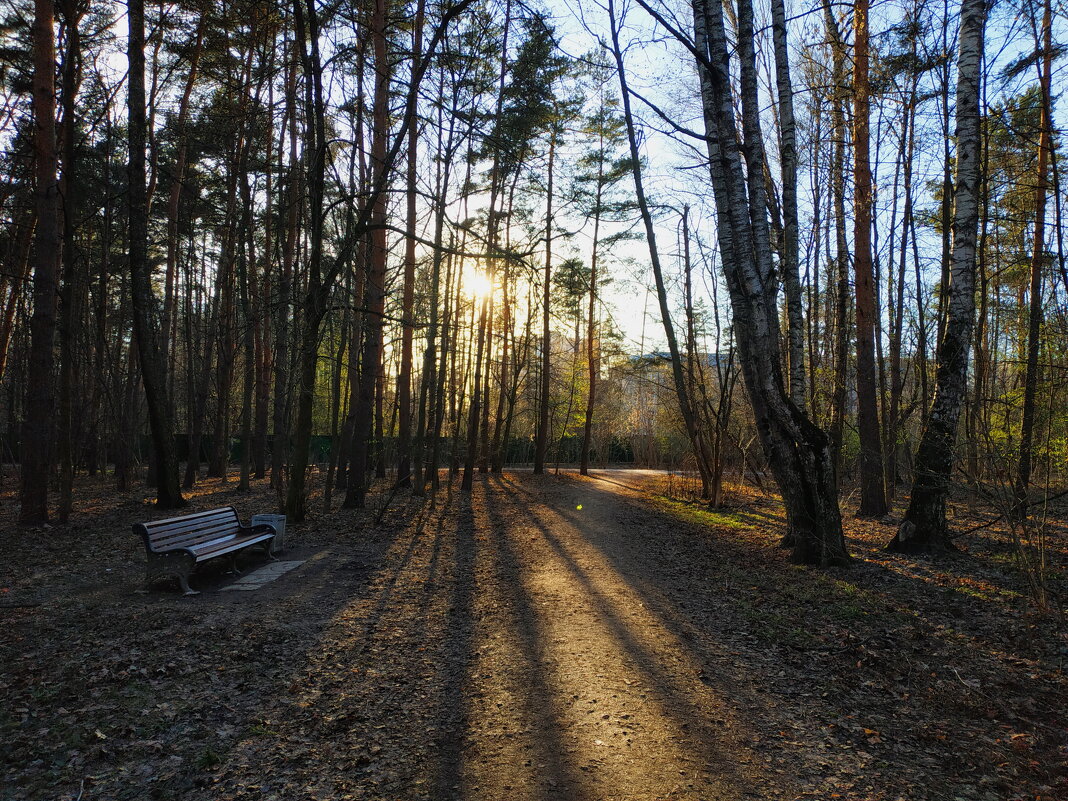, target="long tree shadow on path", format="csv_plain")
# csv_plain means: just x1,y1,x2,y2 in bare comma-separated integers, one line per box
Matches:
496,470,1066,800
480,473,780,800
